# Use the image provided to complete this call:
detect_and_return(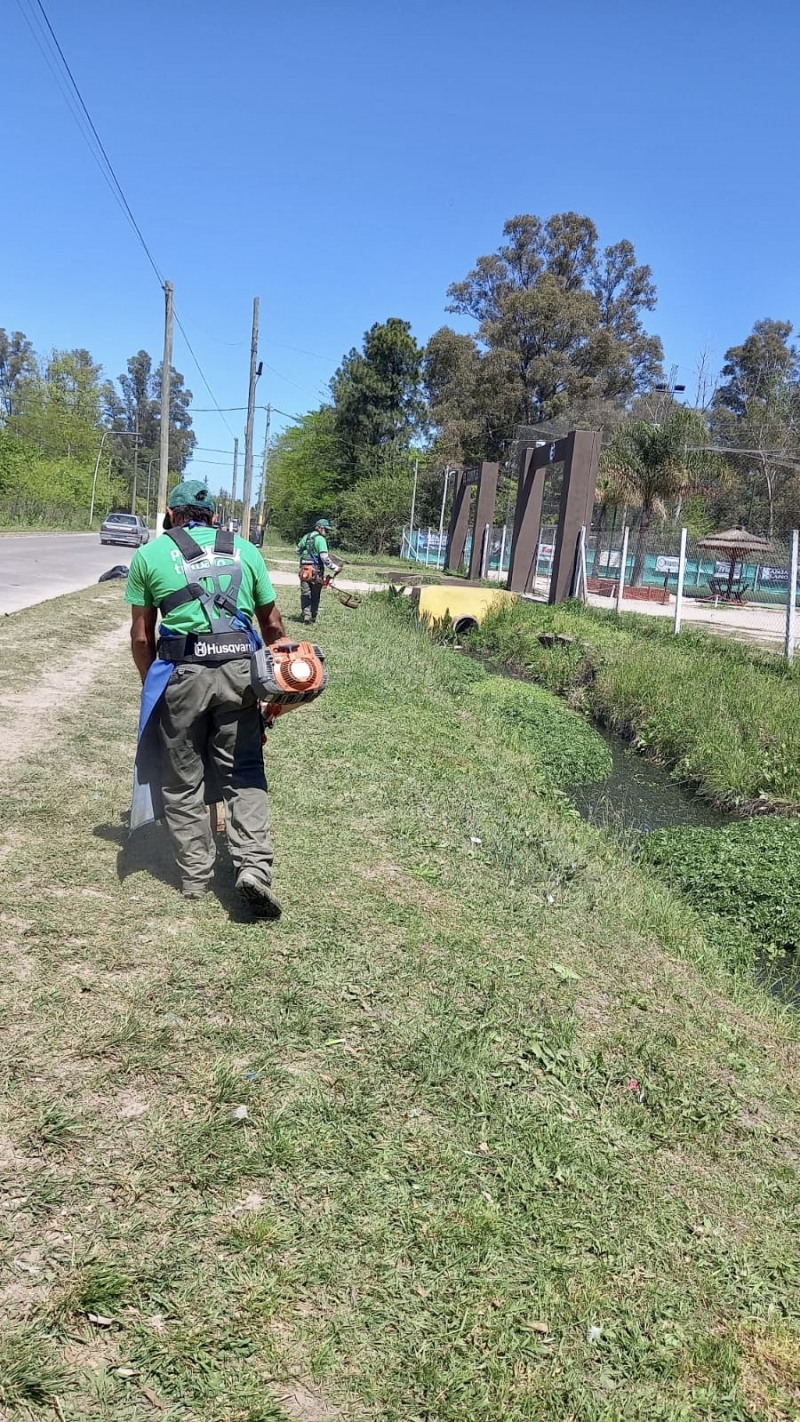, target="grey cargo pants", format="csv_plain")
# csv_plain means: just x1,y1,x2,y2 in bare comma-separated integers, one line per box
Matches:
158,657,274,892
